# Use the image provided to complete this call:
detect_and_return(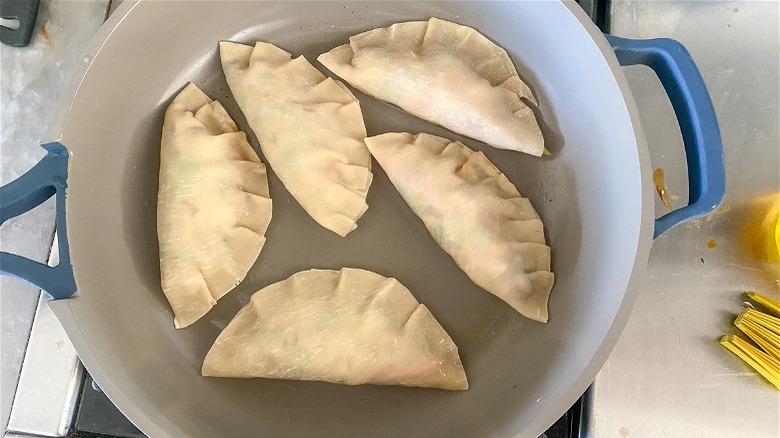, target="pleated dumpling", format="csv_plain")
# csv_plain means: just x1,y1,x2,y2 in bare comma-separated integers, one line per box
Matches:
202,268,468,390
318,18,544,156
364,133,554,322
158,83,272,329
220,41,372,237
